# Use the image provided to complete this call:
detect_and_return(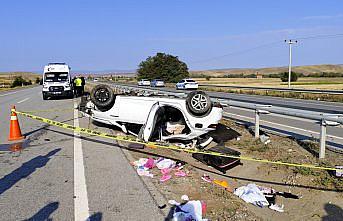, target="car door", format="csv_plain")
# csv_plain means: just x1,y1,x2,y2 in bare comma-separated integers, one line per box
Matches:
139,102,163,141
176,80,183,89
